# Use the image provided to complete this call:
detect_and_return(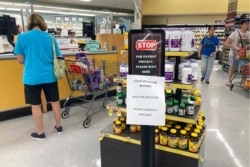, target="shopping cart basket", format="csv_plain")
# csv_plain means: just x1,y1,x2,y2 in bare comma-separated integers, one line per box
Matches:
230,60,250,91
61,59,118,128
